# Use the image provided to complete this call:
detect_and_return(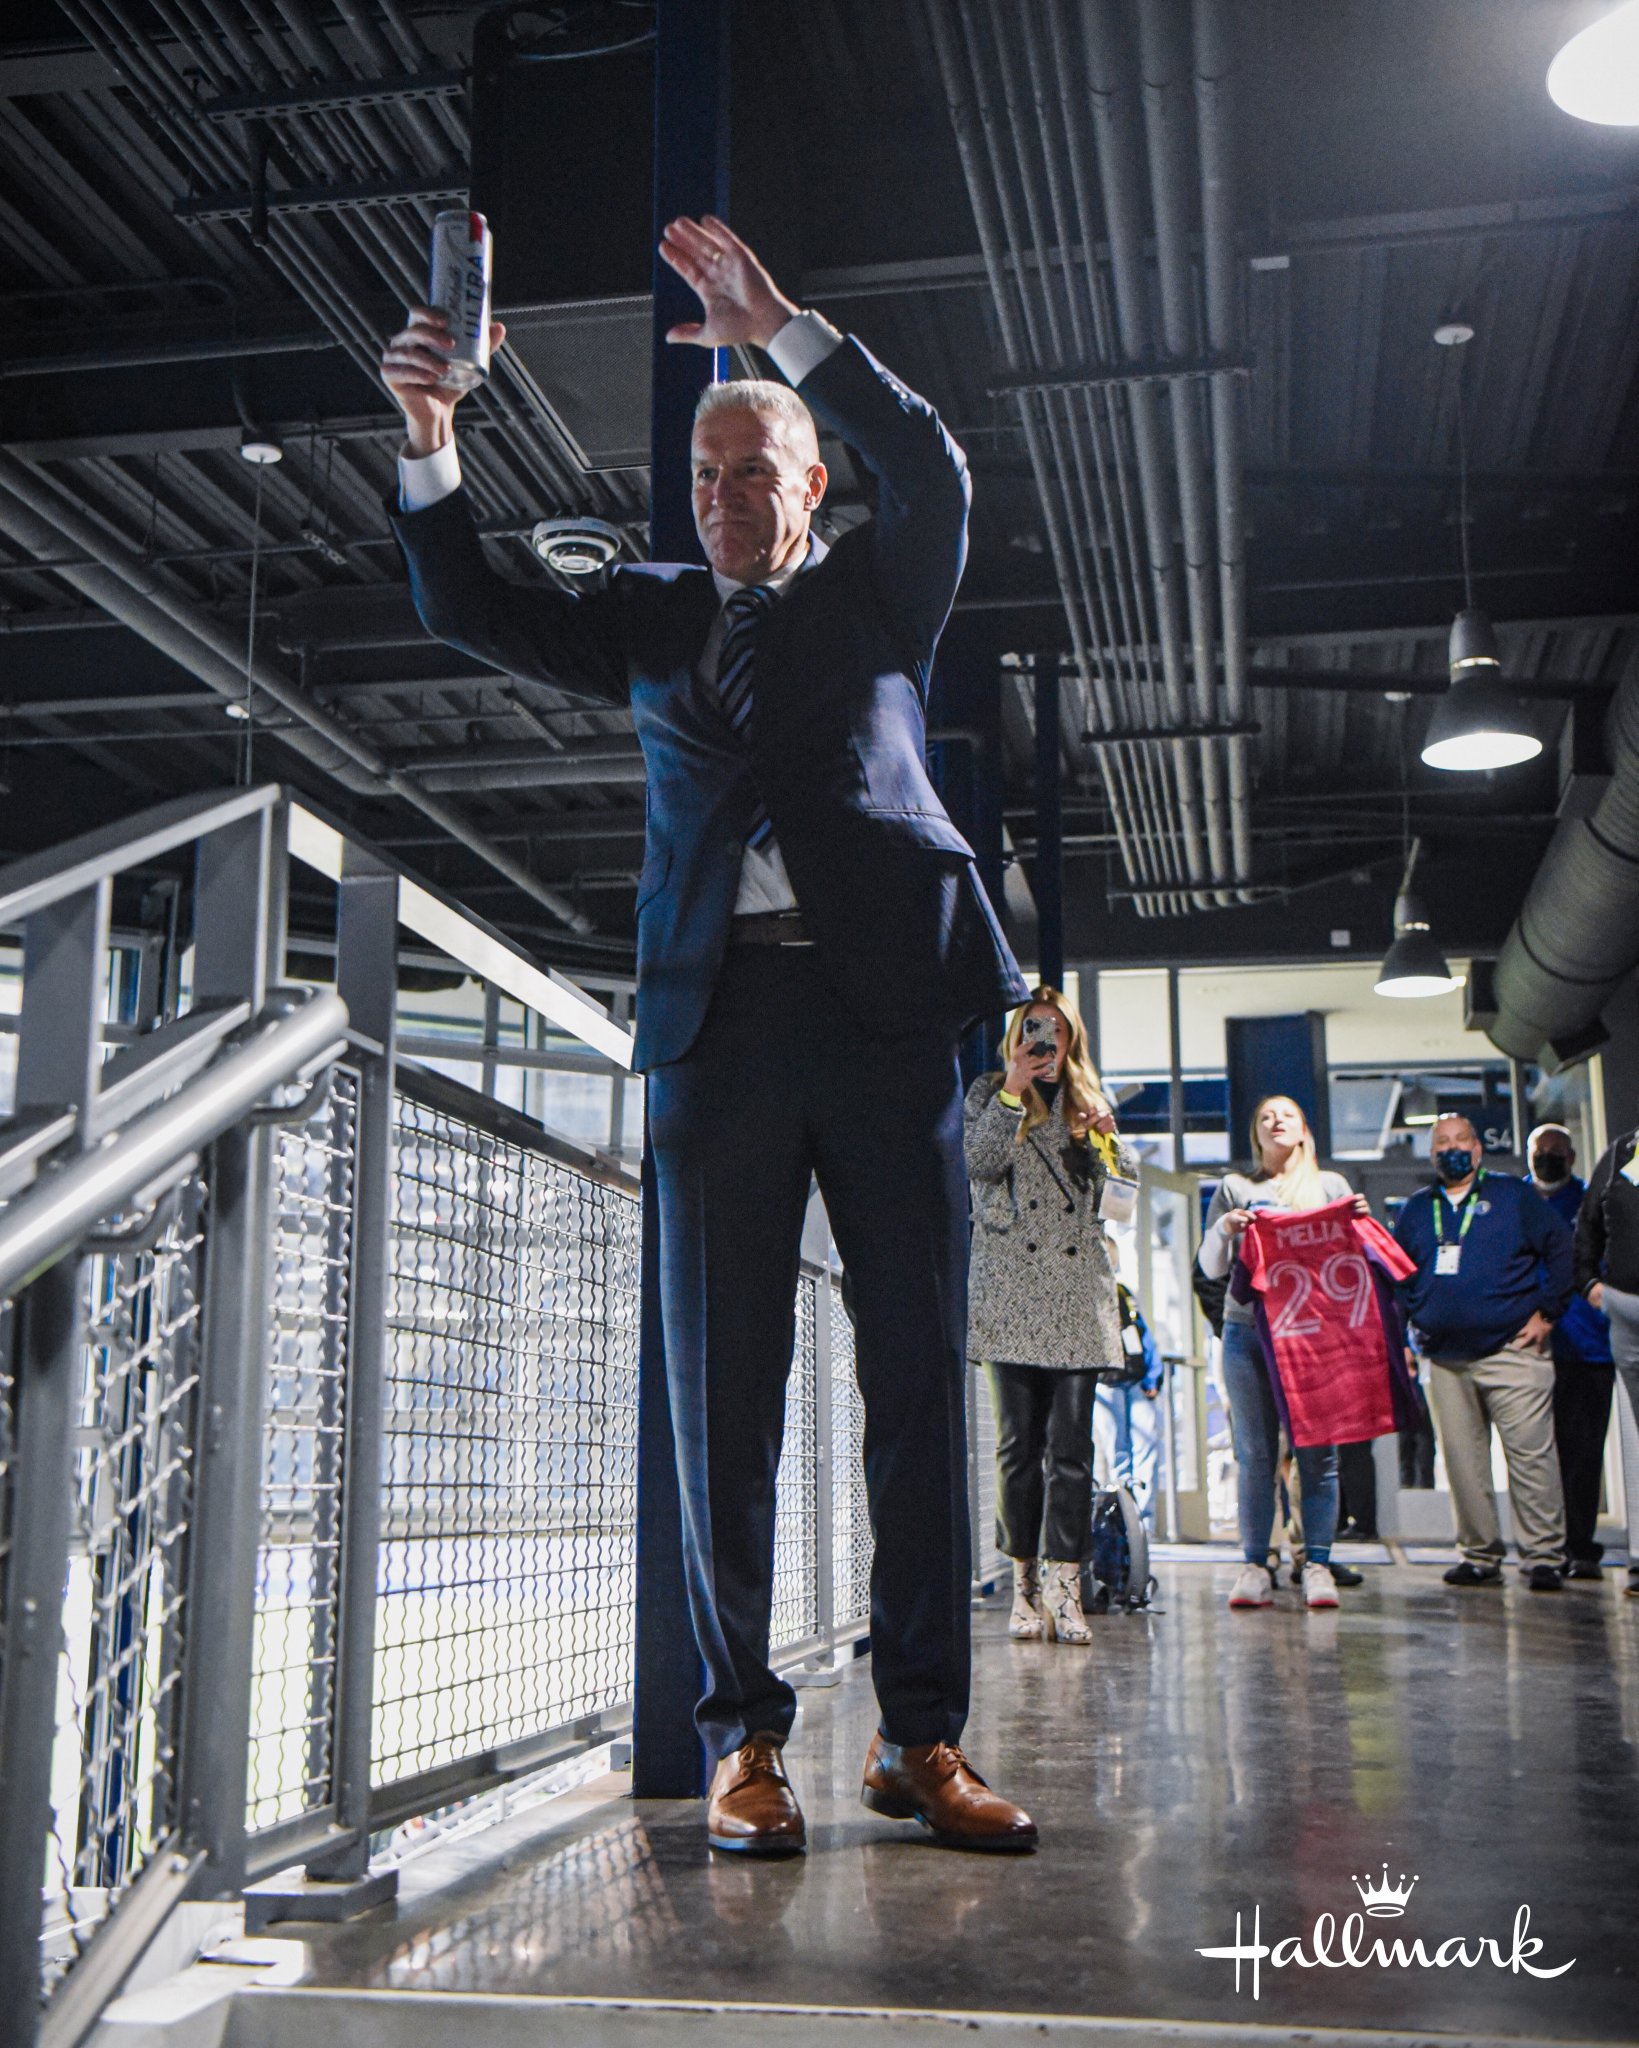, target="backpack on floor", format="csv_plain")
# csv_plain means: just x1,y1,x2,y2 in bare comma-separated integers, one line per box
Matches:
1080,1486,1156,1613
